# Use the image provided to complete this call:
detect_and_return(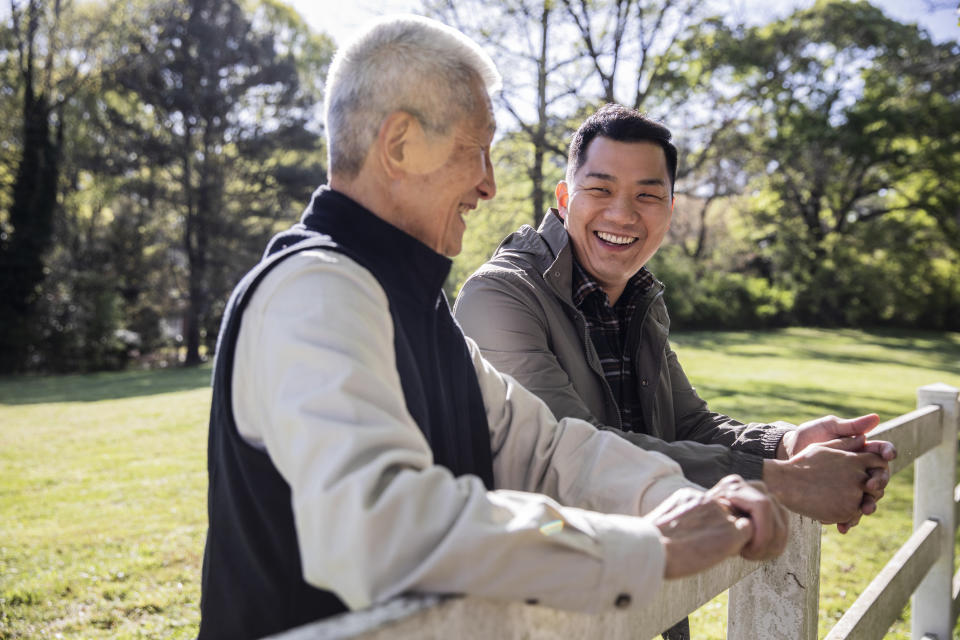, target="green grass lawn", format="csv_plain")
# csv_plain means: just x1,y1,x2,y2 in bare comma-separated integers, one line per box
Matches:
673,328,960,639
1,328,959,639
0,367,211,639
